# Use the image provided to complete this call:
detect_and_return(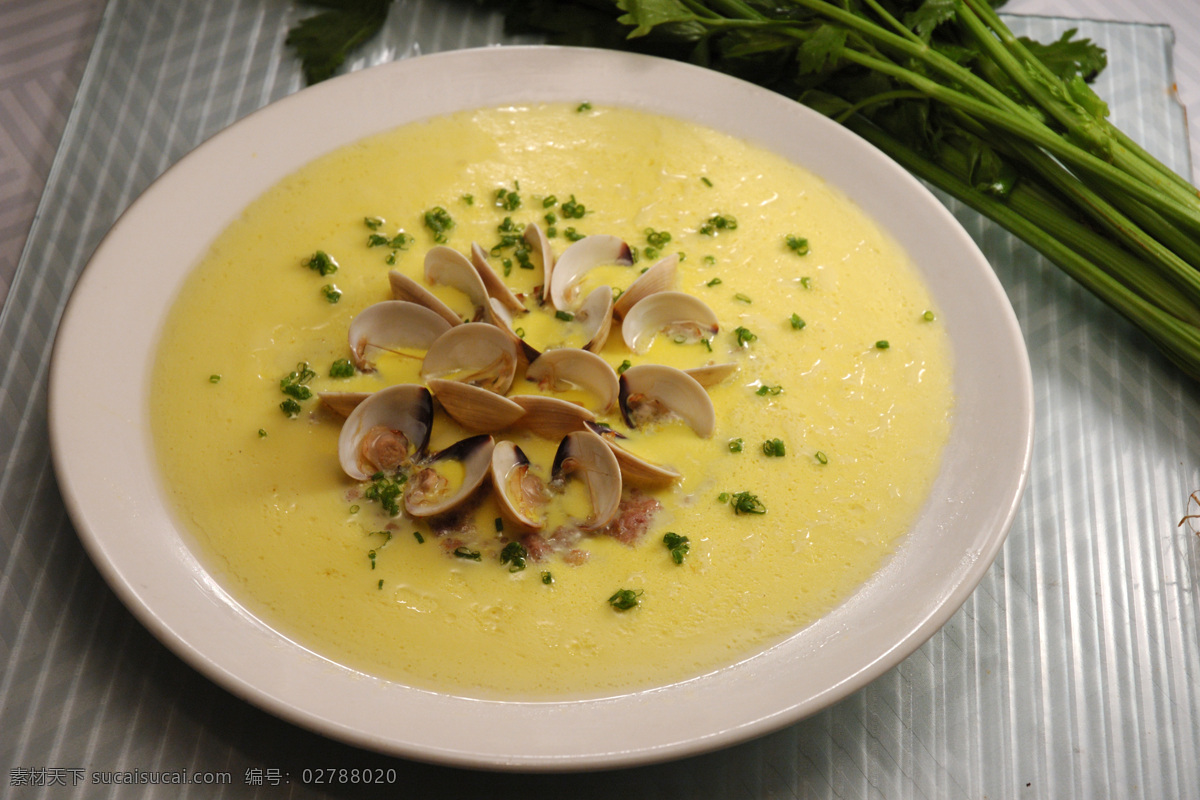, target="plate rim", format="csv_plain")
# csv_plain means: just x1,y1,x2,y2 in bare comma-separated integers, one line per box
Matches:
48,44,1033,772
